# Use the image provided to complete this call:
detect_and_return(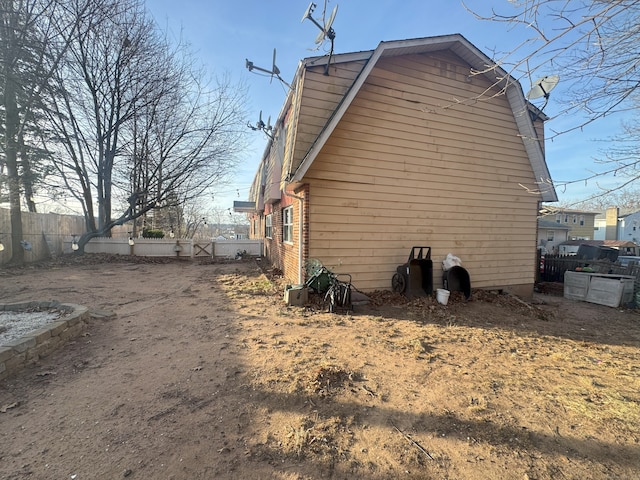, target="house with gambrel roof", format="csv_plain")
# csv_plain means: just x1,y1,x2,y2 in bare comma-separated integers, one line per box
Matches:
236,34,557,298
